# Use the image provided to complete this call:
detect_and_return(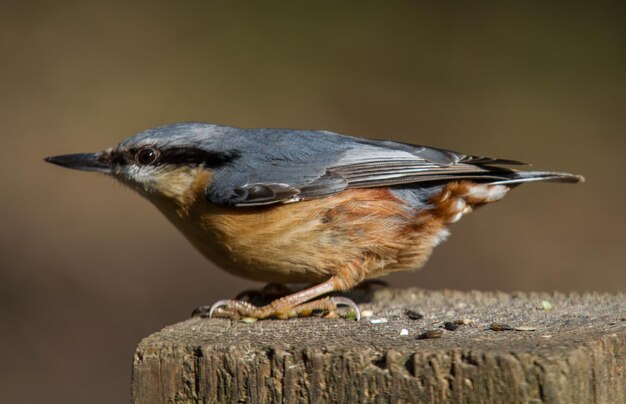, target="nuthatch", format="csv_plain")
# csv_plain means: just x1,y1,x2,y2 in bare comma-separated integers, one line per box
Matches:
45,122,583,320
